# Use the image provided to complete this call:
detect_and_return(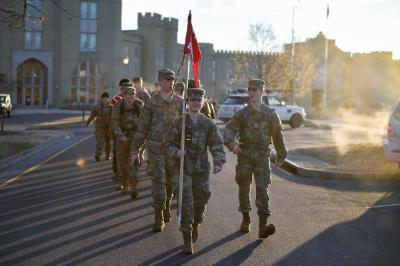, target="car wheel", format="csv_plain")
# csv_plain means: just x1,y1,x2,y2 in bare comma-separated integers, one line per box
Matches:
289,114,303,128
